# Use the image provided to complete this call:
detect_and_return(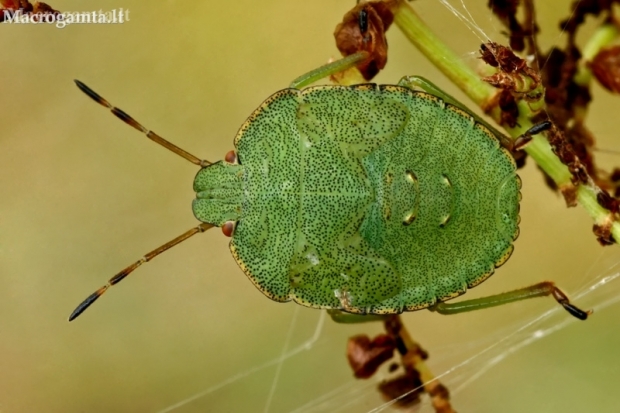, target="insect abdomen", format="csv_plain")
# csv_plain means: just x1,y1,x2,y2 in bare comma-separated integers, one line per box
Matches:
362,88,520,311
